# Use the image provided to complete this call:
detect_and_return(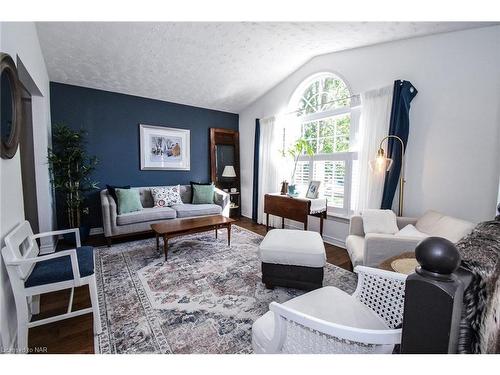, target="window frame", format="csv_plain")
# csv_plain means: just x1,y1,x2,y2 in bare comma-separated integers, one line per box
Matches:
289,73,359,217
